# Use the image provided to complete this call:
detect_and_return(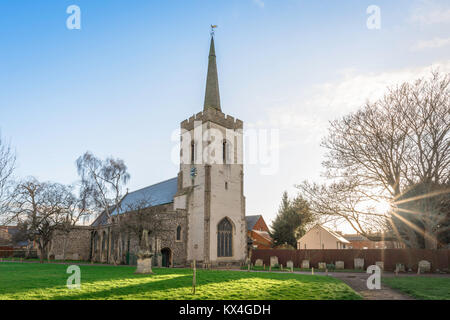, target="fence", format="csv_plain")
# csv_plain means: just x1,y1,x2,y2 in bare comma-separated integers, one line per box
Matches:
251,249,450,272
0,248,39,259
